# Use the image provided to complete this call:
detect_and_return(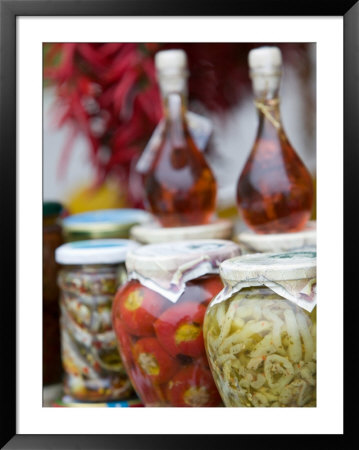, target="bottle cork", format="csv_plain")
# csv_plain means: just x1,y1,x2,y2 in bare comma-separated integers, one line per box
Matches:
155,49,188,74
155,49,189,95
248,46,282,71
248,46,282,96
